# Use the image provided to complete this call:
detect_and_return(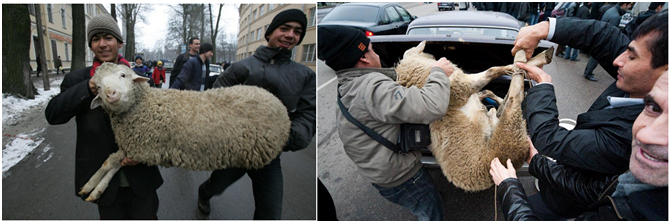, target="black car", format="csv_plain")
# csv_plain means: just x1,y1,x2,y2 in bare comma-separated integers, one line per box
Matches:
318,2,417,36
